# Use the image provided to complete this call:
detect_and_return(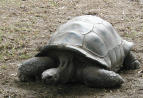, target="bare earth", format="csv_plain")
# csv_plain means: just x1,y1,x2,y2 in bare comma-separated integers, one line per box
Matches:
0,0,143,98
